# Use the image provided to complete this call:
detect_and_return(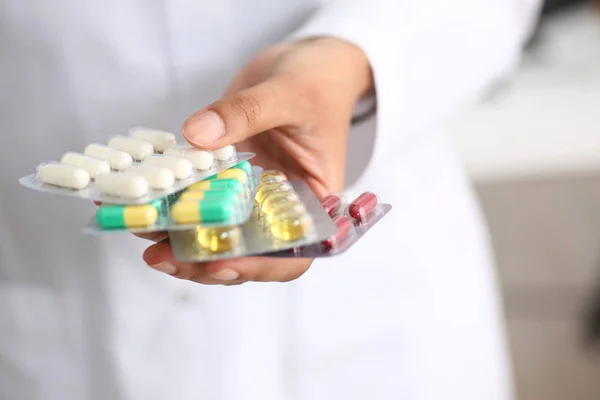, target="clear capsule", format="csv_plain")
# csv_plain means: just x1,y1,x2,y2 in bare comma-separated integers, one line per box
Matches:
258,177,292,187
266,201,306,224
260,191,299,214
195,225,242,253
270,210,313,241
255,182,293,205
261,170,287,183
